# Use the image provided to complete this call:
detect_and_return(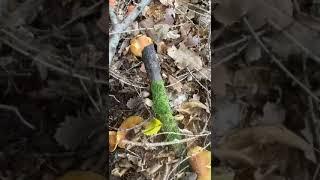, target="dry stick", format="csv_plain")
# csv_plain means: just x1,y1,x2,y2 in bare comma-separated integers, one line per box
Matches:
79,79,101,112
212,43,248,69
109,7,119,25
187,67,210,94
268,19,320,65
0,37,108,85
109,23,186,35
243,17,320,103
313,163,320,180
122,137,197,148
0,104,36,130
109,70,148,88
109,0,152,65
213,30,266,53
59,0,104,30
